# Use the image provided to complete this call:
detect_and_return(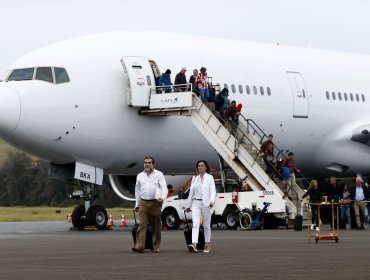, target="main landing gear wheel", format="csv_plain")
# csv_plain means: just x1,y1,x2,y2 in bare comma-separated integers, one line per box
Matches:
72,205,86,230
86,205,108,230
